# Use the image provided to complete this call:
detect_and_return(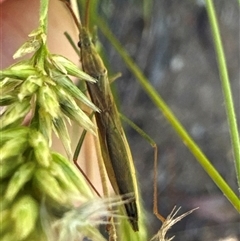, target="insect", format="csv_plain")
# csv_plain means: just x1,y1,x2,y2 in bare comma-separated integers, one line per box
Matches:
63,0,139,231
79,18,139,233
